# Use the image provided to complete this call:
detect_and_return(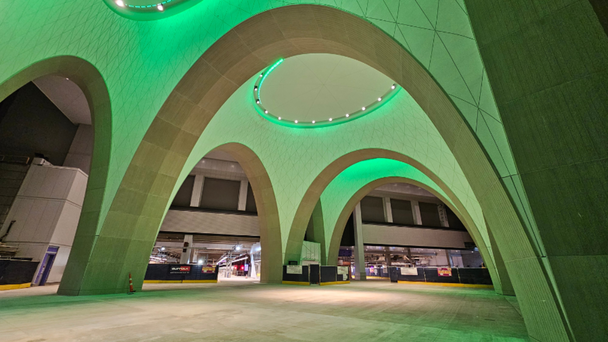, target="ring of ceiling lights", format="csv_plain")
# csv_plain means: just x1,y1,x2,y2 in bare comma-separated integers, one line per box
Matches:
253,59,401,128
104,0,204,20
